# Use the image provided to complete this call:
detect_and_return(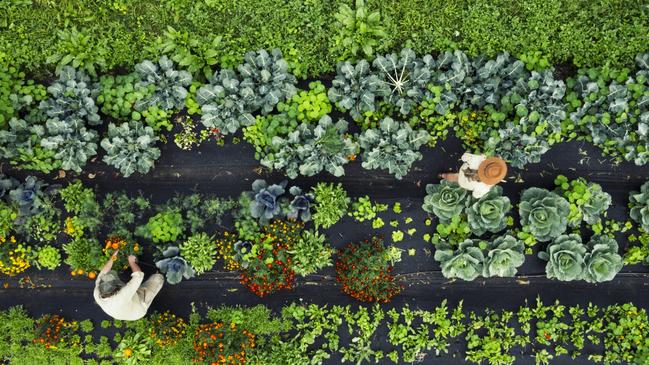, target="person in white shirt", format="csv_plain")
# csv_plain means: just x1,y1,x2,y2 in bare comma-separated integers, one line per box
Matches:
439,153,508,198
94,250,164,321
